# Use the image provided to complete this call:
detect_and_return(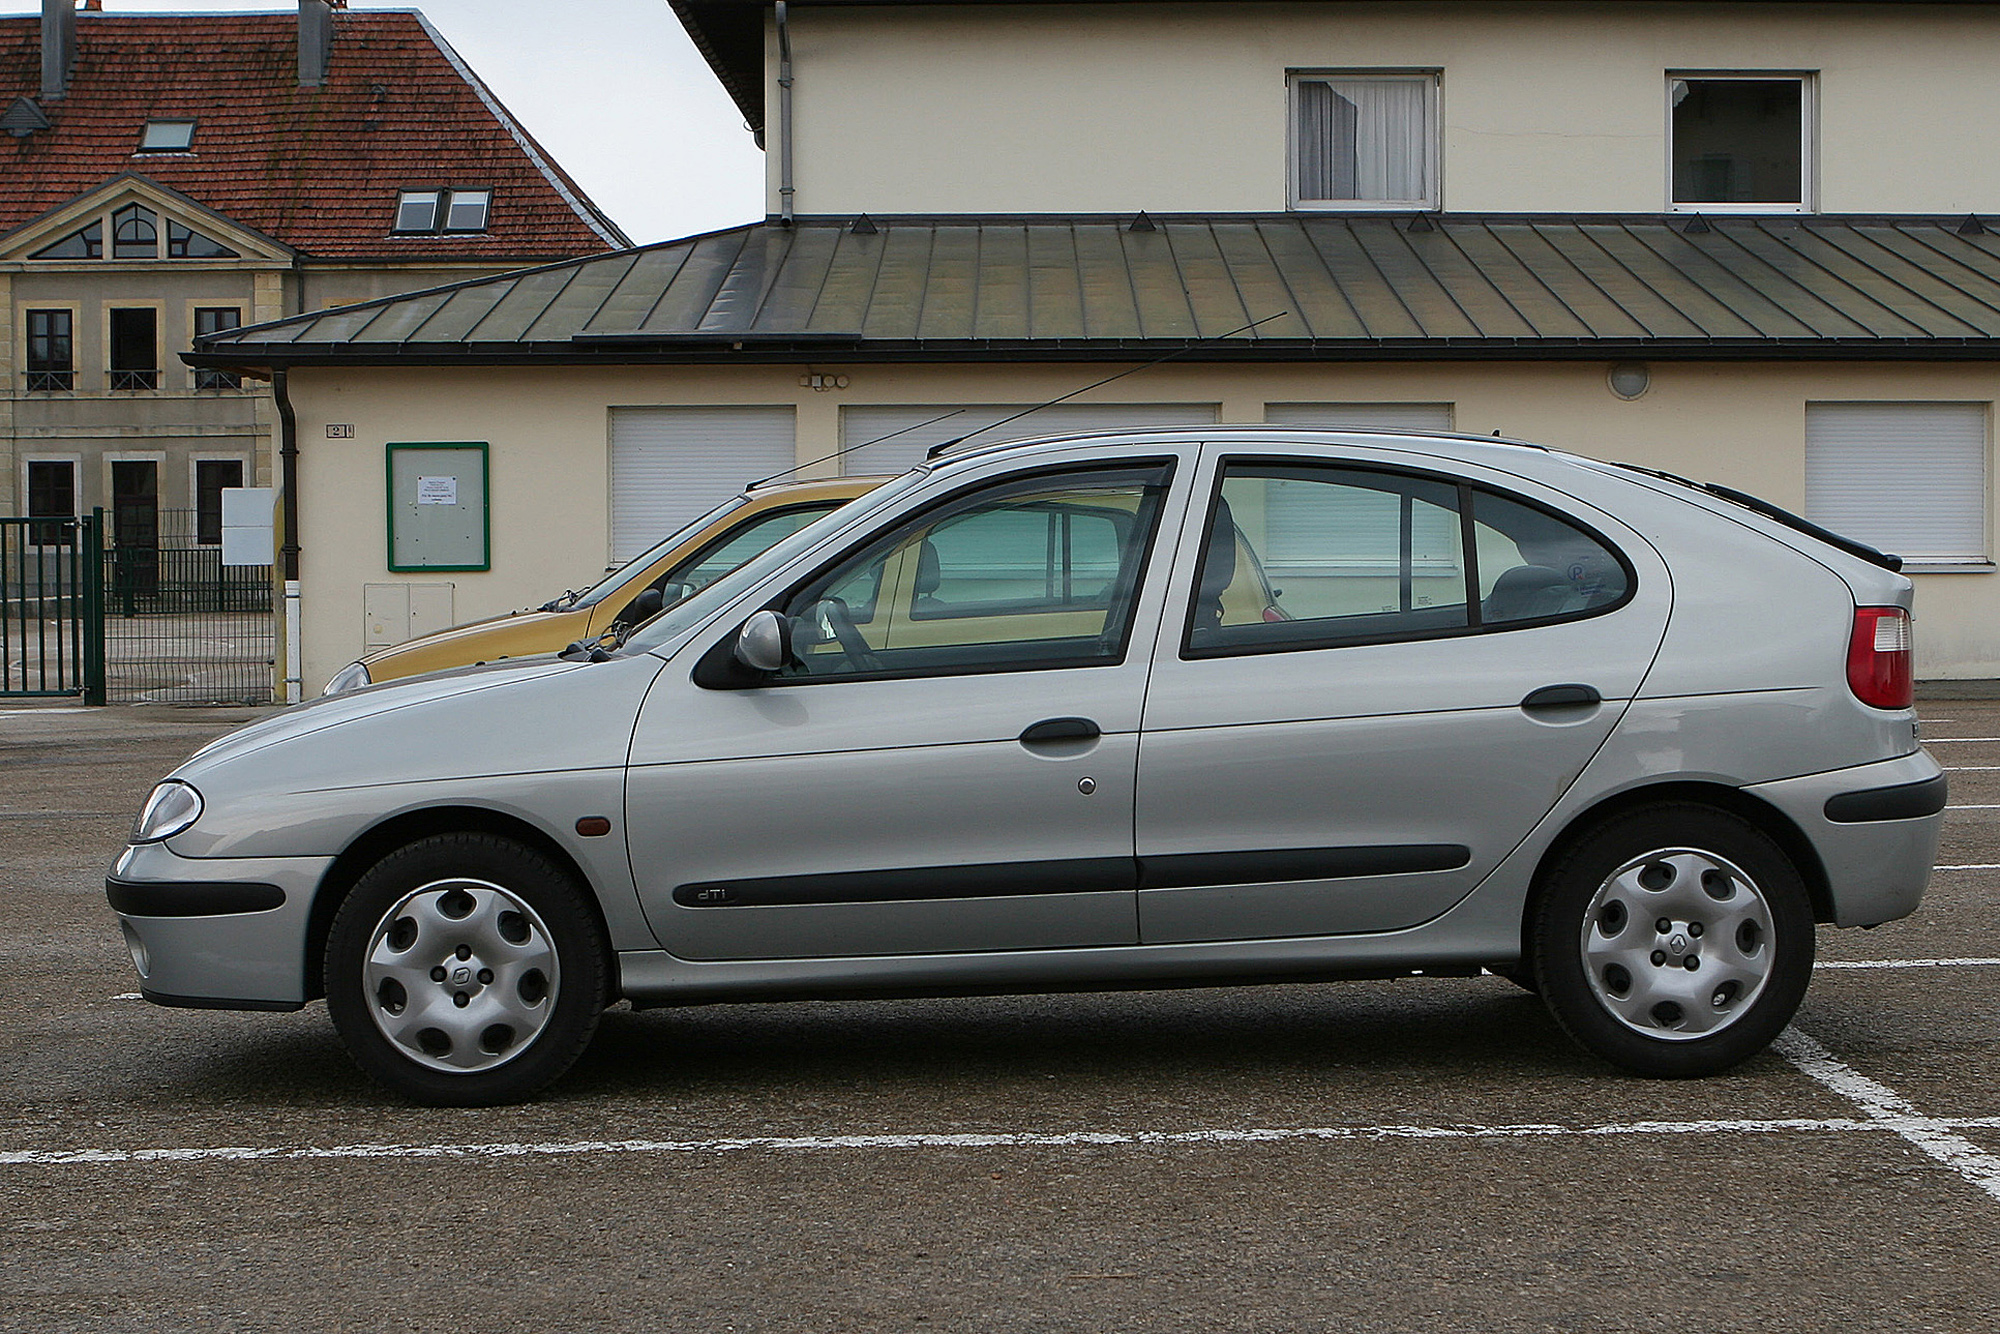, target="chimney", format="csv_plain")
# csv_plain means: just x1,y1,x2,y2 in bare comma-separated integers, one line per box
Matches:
298,0,333,89
41,0,76,101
